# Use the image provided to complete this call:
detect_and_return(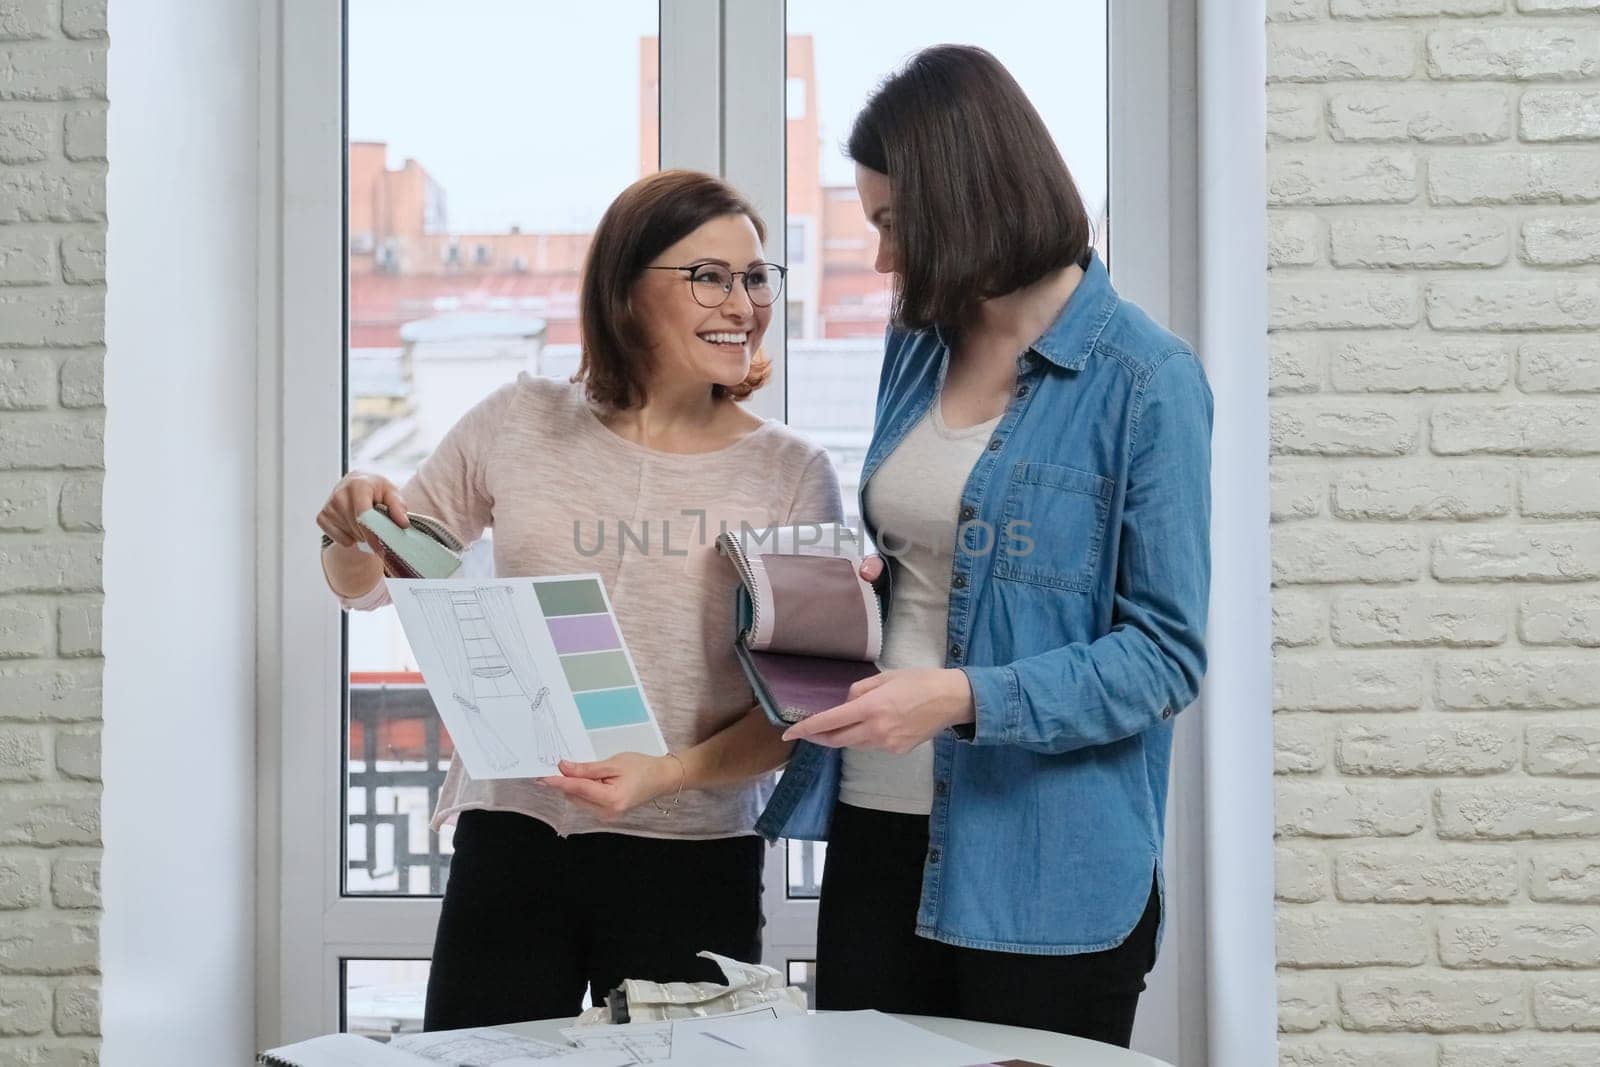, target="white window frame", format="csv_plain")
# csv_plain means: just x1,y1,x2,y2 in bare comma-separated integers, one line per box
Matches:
258,1,1274,1060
